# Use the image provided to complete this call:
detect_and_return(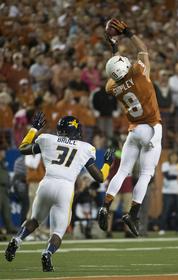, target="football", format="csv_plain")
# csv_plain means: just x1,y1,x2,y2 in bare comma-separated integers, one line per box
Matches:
105,18,120,37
